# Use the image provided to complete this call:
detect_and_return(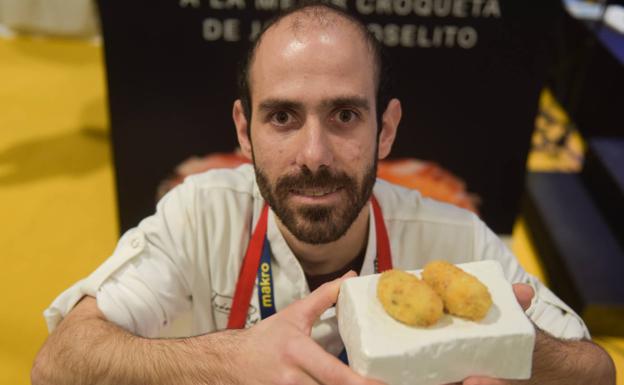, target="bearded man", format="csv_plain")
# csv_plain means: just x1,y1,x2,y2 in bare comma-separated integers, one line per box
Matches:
32,2,614,385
